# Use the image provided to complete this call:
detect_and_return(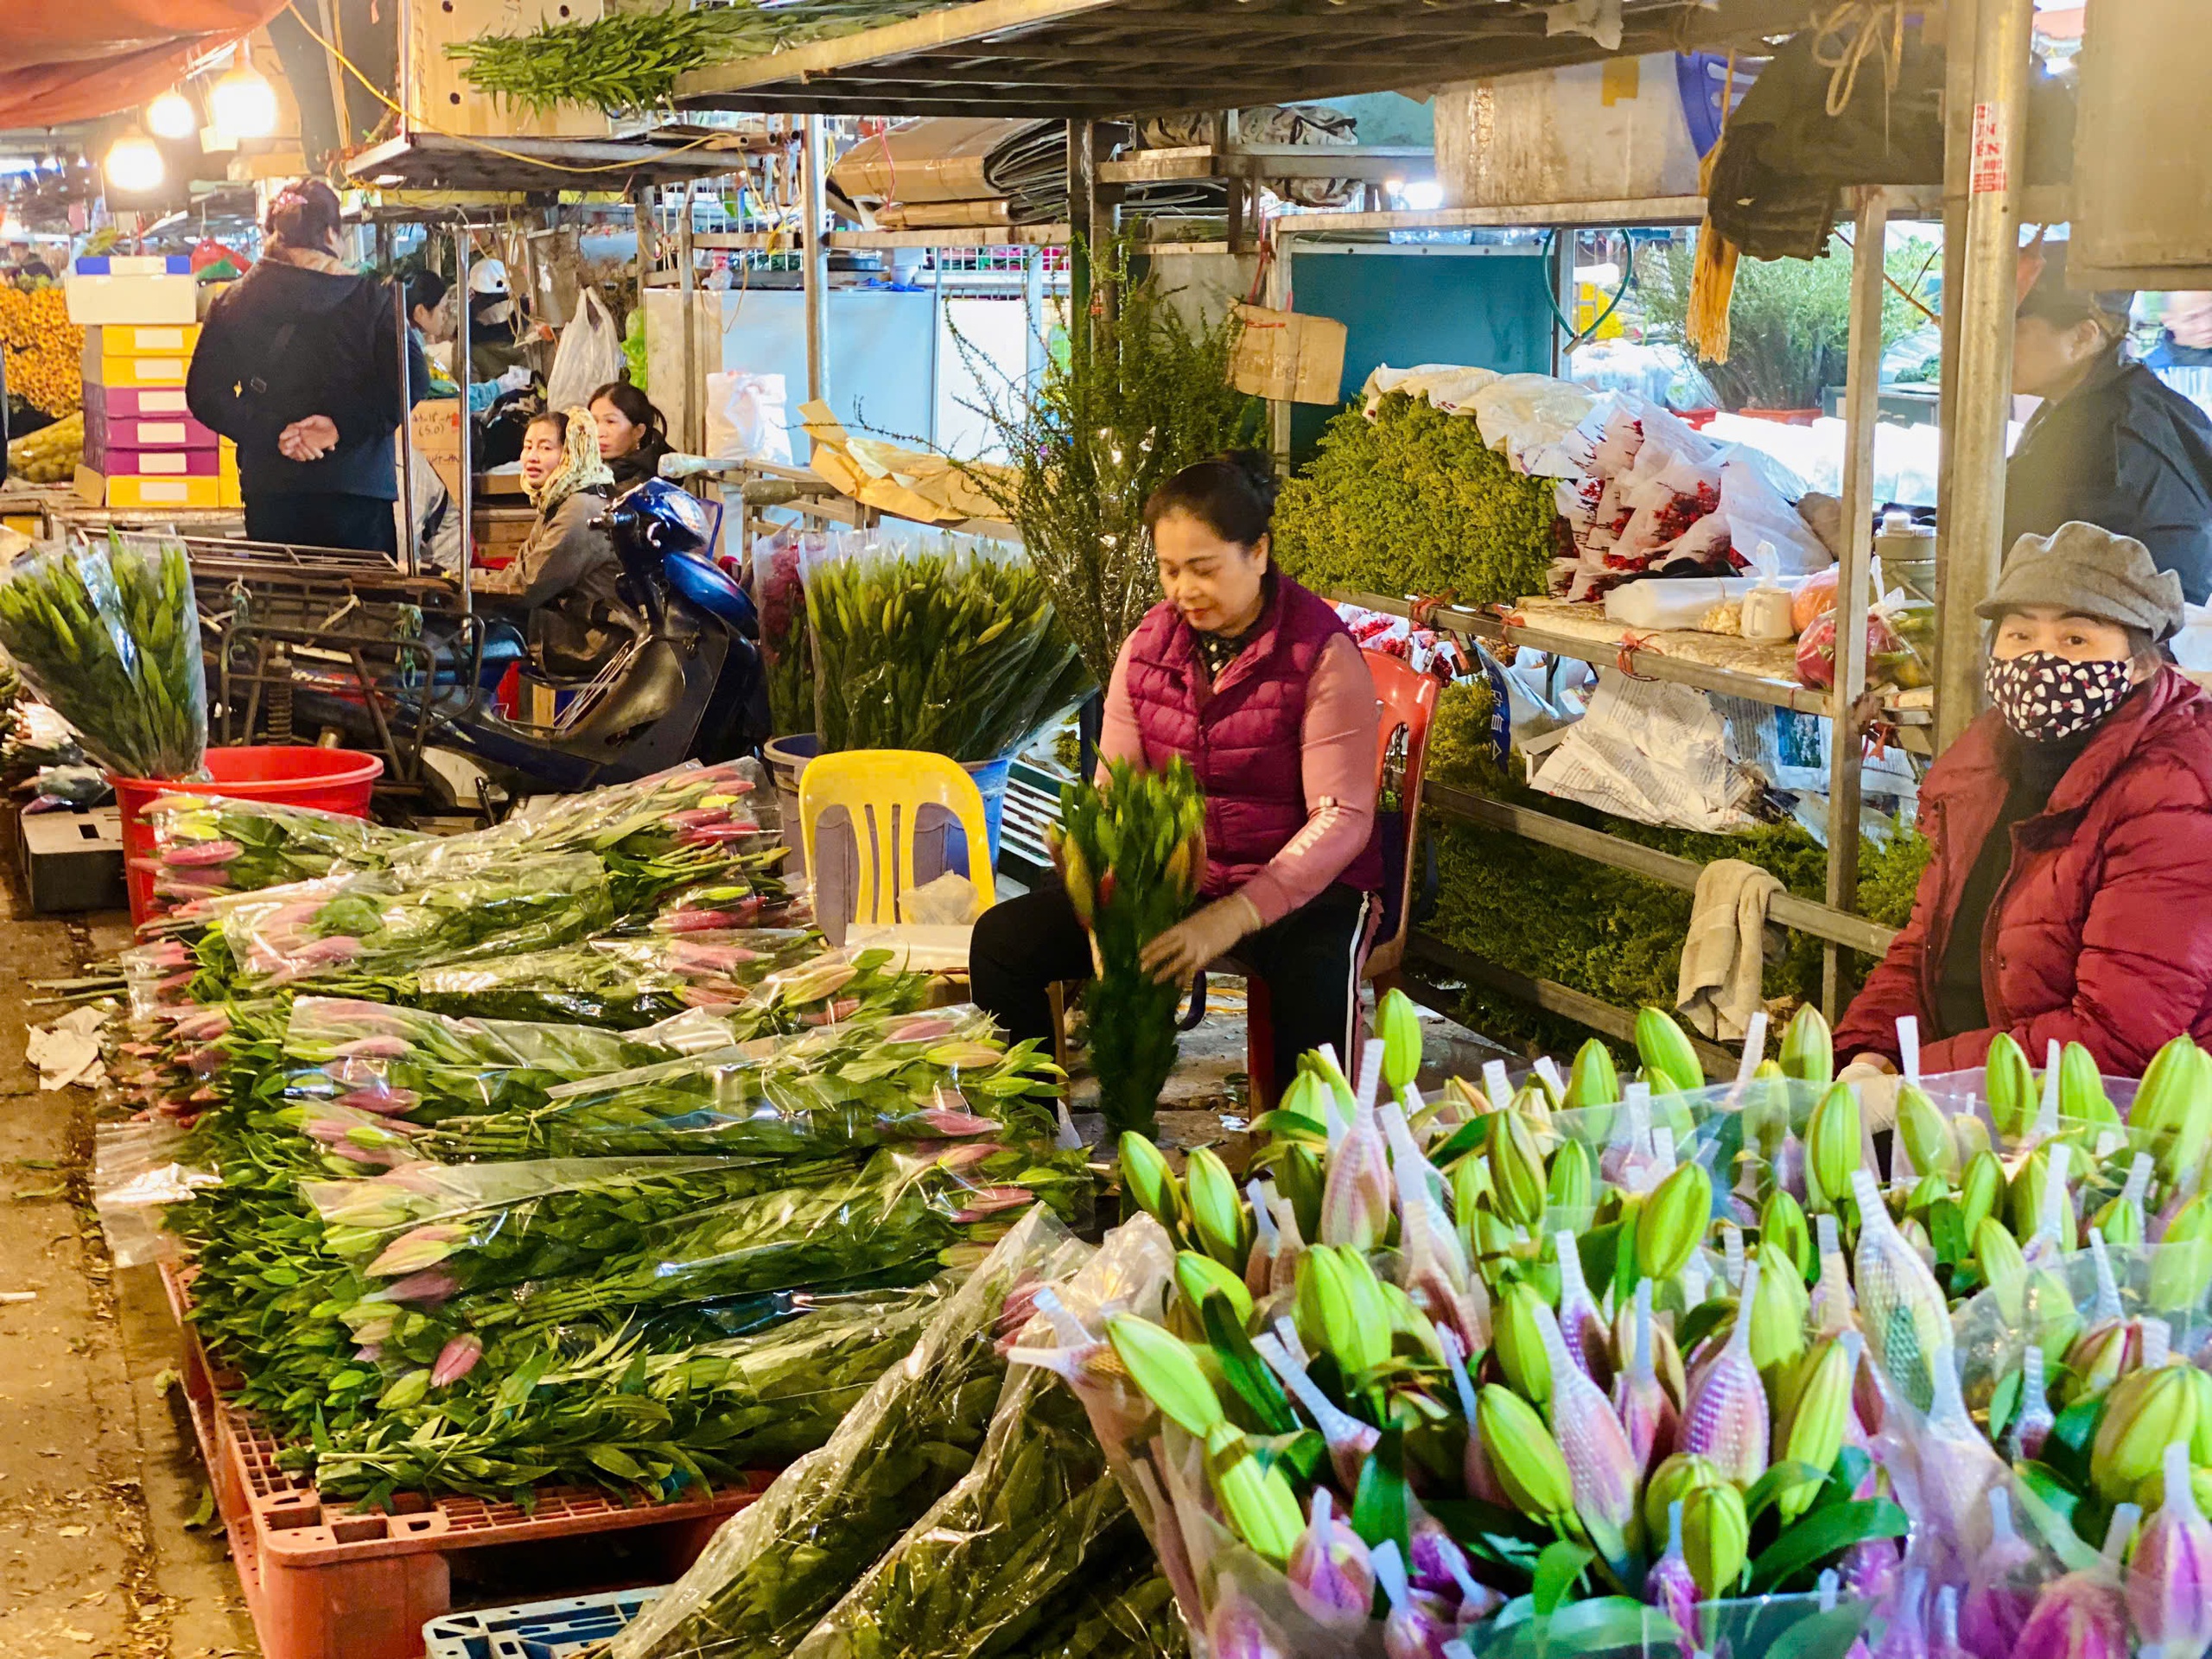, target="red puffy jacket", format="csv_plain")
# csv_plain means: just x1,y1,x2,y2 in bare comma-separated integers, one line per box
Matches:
1834,666,2212,1077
